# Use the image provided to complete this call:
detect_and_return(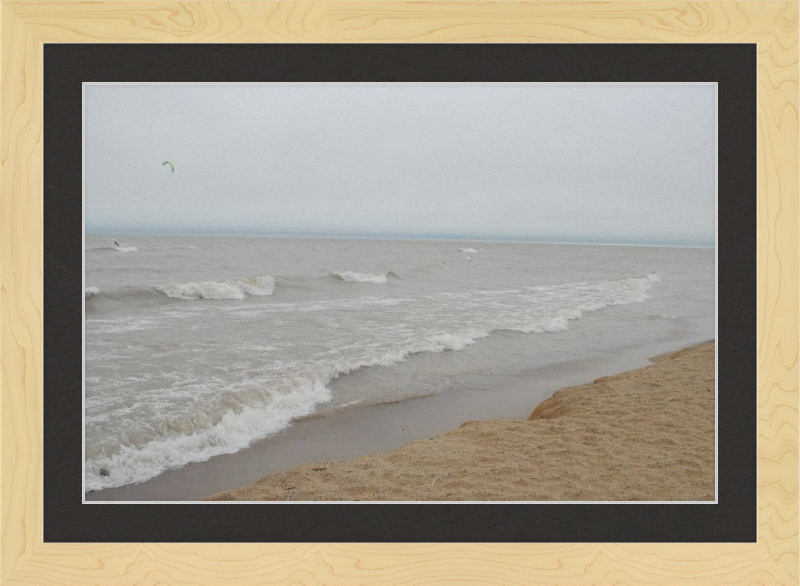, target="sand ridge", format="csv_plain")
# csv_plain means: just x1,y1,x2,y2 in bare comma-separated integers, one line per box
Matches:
208,342,715,502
